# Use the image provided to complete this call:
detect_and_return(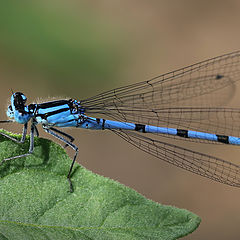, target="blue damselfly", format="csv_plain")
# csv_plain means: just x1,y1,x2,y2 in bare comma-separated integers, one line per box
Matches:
1,51,240,192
